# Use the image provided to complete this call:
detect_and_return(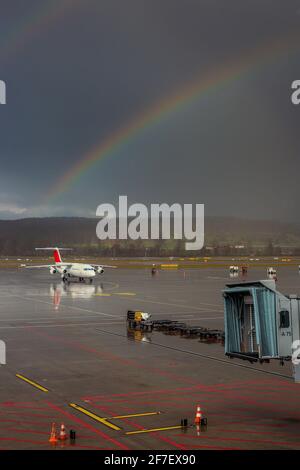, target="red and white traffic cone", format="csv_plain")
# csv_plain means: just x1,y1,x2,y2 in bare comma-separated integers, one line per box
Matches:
194,405,202,425
49,422,58,444
58,423,67,441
